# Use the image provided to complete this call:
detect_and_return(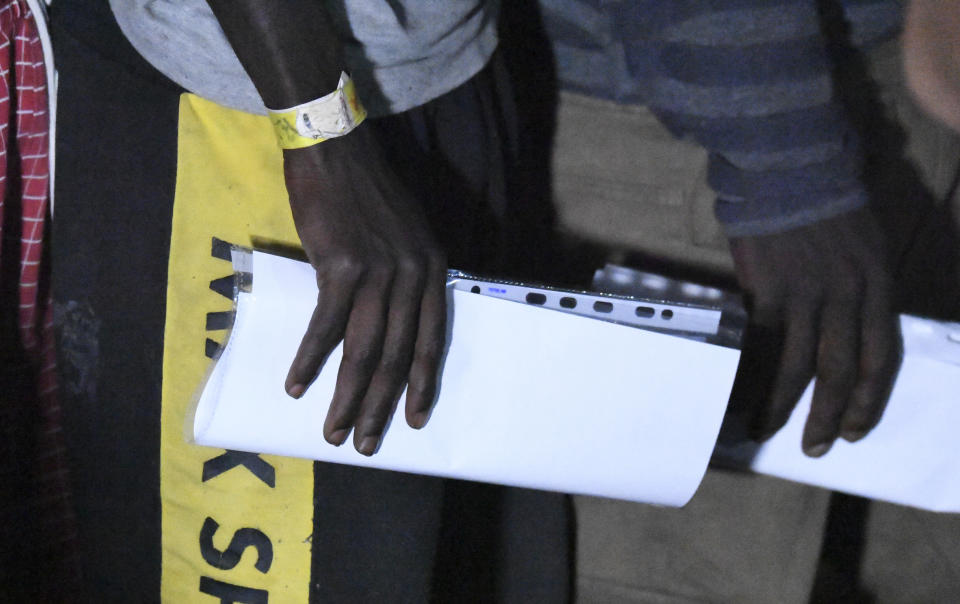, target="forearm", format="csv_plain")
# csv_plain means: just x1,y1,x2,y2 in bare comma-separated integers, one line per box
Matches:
205,1,343,109
637,1,868,236
206,0,374,201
